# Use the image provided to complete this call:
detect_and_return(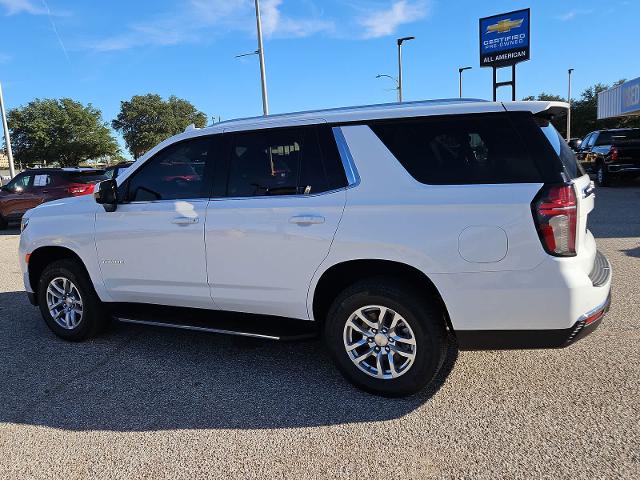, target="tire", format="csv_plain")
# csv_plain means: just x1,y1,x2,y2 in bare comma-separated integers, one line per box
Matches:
37,259,108,341
324,278,448,397
0,215,7,230
595,163,610,187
